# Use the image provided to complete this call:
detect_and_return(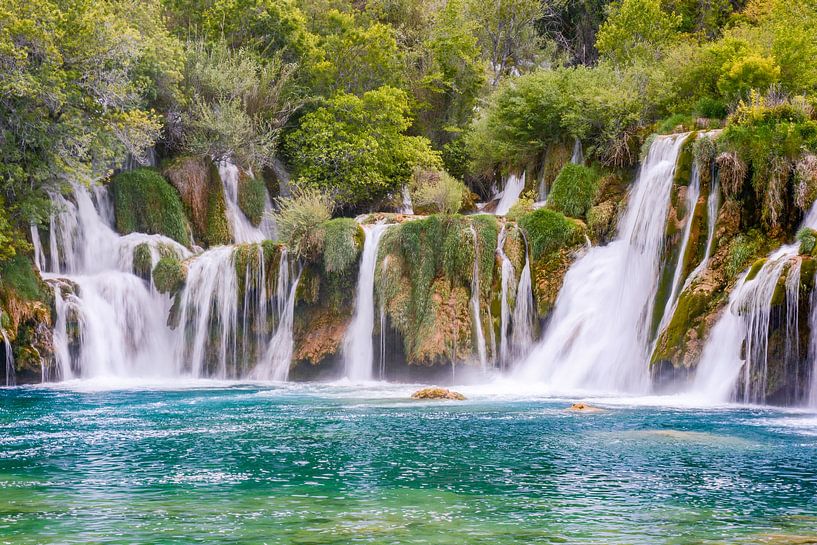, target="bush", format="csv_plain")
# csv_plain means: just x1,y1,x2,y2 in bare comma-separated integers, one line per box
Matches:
547,164,600,218
272,187,333,257
111,168,190,246
695,96,727,119
506,190,536,222
798,228,817,256
0,254,43,301
320,218,363,274
518,208,583,260
152,256,186,295
411,168,466,215
238,174,266,226
725,230,766,278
